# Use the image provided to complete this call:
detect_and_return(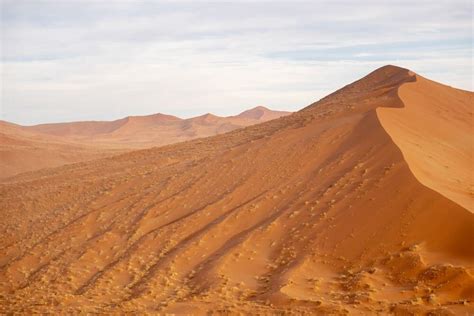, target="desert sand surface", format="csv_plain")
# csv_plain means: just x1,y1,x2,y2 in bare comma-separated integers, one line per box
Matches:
377,76,473,212
0,65,473,314
24,106,290,148
0,121,122,179
1,106,289,179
